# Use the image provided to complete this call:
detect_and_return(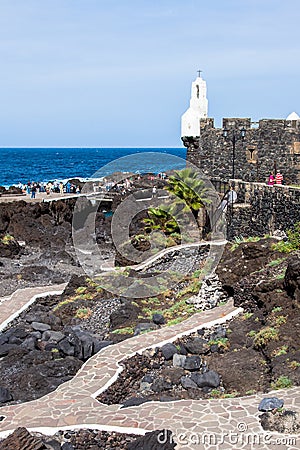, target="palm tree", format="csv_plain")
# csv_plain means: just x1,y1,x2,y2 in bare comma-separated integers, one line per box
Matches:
166,168,209,220
143,206,179,235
